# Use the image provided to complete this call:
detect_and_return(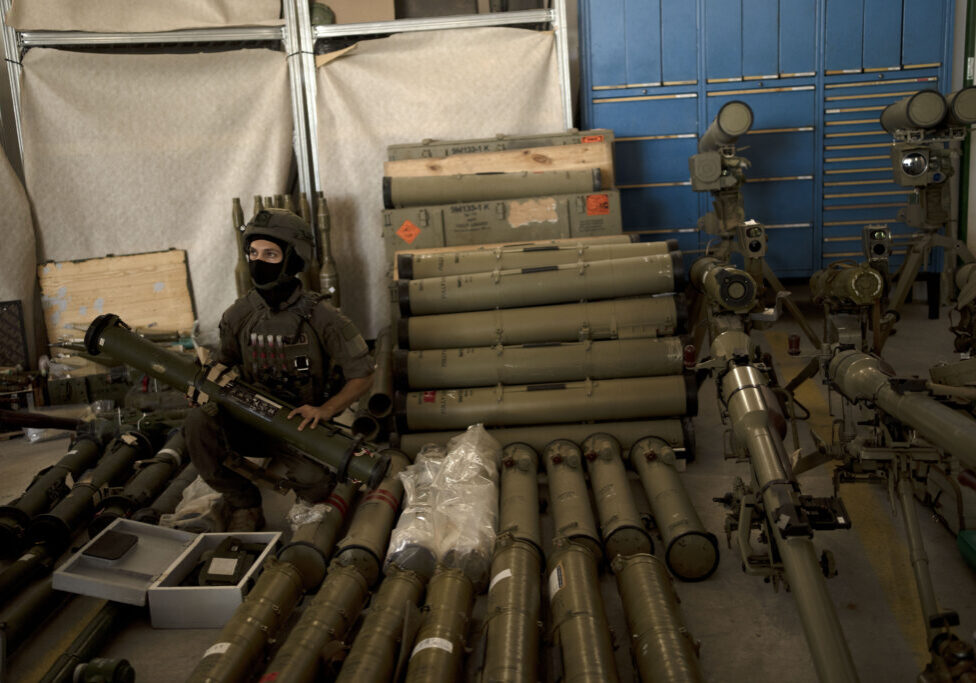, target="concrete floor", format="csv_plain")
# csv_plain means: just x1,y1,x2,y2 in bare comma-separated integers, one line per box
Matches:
1,289,974,682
